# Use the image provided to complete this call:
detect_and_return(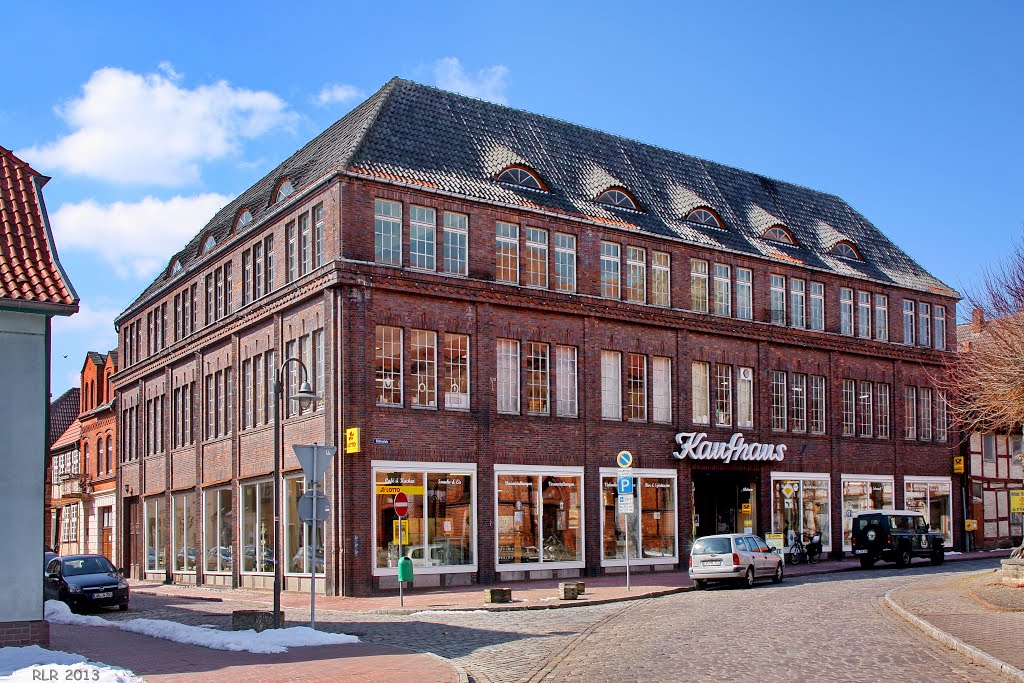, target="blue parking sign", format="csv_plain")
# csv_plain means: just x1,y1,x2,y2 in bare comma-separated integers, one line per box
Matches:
617,476,634,495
